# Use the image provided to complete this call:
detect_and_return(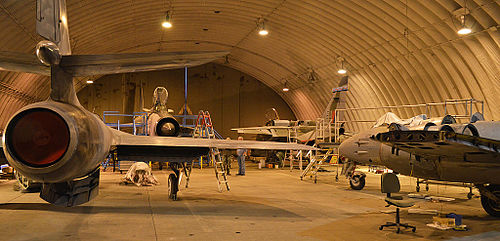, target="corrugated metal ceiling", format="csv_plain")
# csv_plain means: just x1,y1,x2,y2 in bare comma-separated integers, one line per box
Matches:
0,0,499,131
